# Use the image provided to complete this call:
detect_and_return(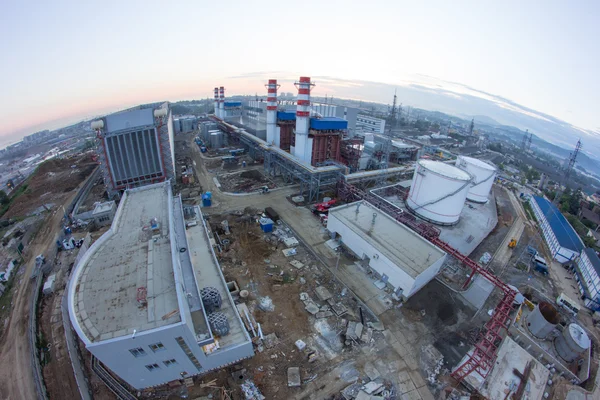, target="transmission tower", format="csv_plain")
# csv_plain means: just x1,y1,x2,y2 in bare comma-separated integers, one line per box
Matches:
389,89,398,128
468,118,474,135
553,139,582,205
520,129,529,151
527,132,533,151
